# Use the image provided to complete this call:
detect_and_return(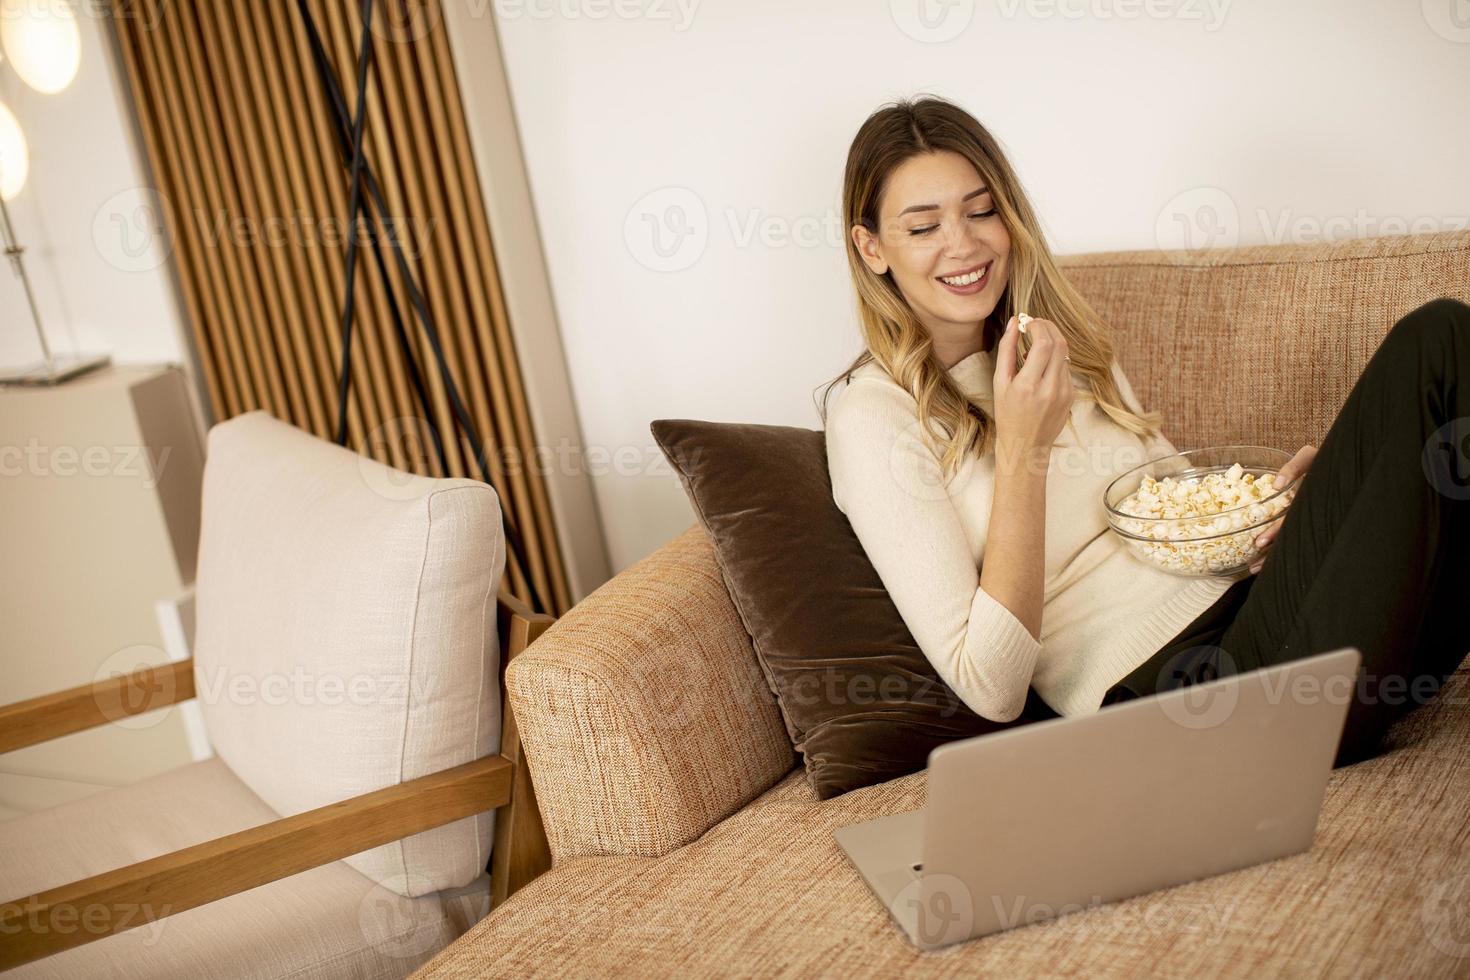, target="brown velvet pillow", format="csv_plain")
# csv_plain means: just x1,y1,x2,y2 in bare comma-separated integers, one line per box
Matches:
650,418,1057,799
